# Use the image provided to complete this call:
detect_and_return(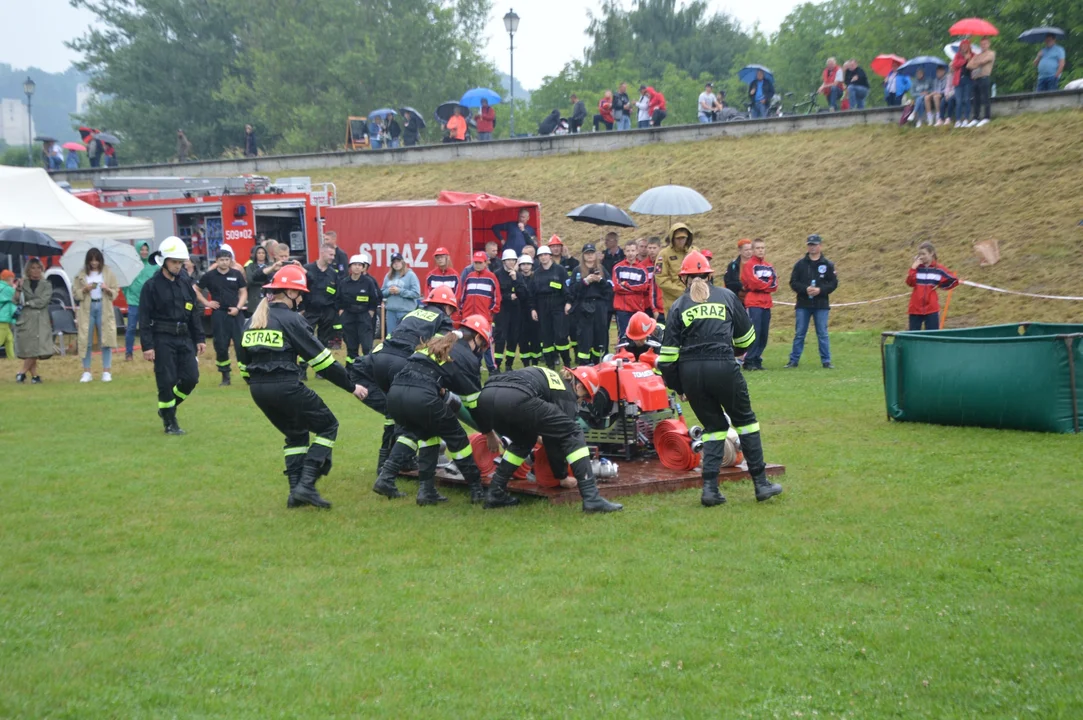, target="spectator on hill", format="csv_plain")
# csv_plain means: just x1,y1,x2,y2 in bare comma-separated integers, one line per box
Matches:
244,124,258,157
884,67,910,107
13,260,54,384
445,107,468,142
740,239,777,371
1035,34,1066,92
724,239,754,302
476,99,496,141
967,37,995,127
569,94,587,134
819,57,844,111
748,71,774,119
657,222,697,311
402,113,420,146
844,59,870,109
74,248,118,383
87,134,103,167
122,241,157,360
538,109,561,136
381,253,420,334
928,66,949,126
909,68,932,127
635,87,652,128
647,86,667,126
613,83,633,131
493,208,537,256
951,39,975,127
698,81,718,123
906,242,958,330
65,147,80,170
386,115,402,148
594,90,615,131
177,129,192,162
0,269,15,361
785,234,837,369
